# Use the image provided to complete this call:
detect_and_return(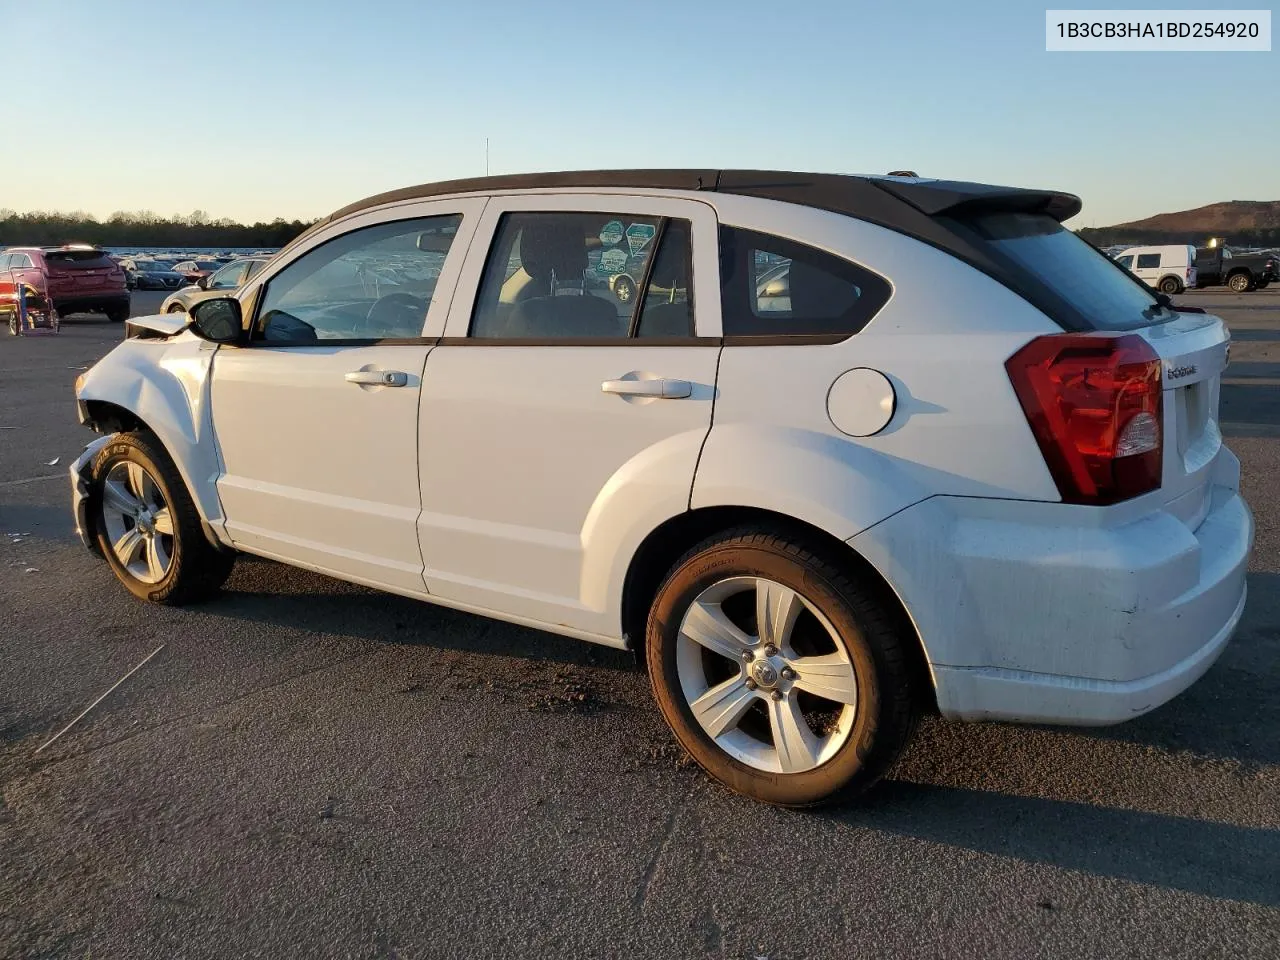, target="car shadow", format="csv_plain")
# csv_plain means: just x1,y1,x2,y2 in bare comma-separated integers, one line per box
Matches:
214,556,637,673
827,780,1280,908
